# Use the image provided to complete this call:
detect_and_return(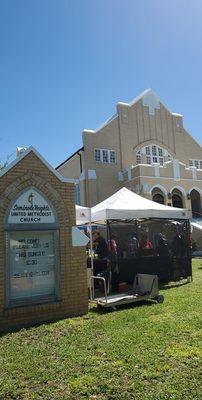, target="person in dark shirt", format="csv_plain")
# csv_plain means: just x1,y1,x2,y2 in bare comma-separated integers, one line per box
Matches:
156,233,169,258
170,230,189,279
156,233,171,281
92,231,109,291
93,231,108,259
128,234,139,257
108,234,119,292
